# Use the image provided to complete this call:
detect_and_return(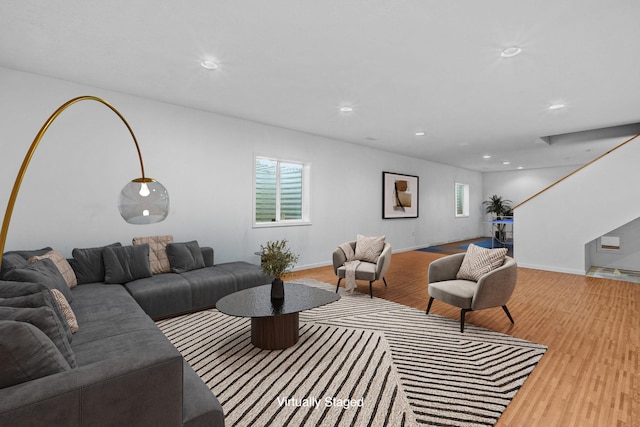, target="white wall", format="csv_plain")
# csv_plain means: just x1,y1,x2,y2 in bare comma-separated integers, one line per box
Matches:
483,166,577,208
514,136,640,274
0,67,483,269
482,166,577,238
